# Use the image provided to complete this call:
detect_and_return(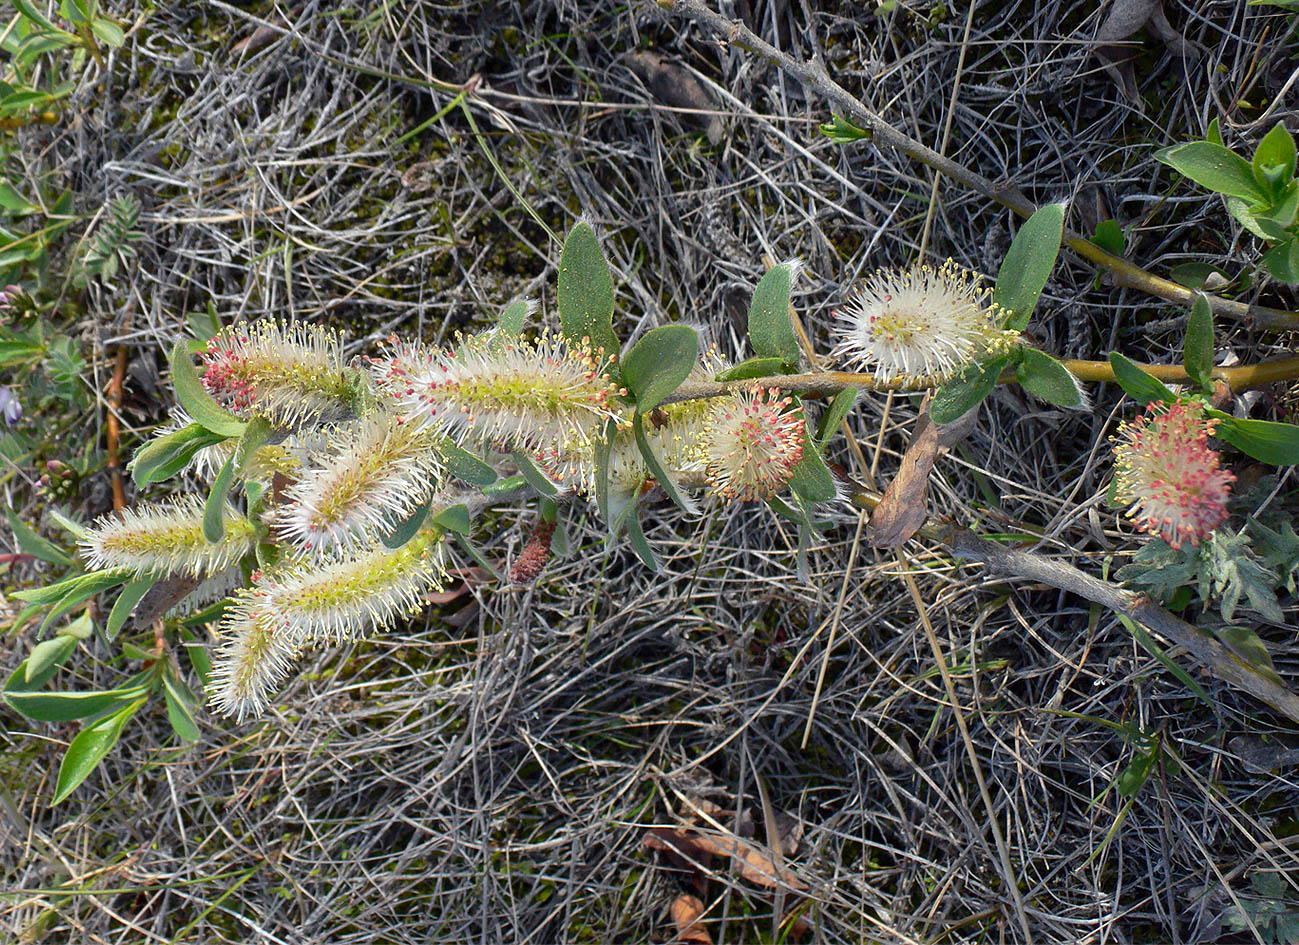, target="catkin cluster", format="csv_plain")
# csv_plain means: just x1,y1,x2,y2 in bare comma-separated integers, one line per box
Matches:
80,321,813,719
